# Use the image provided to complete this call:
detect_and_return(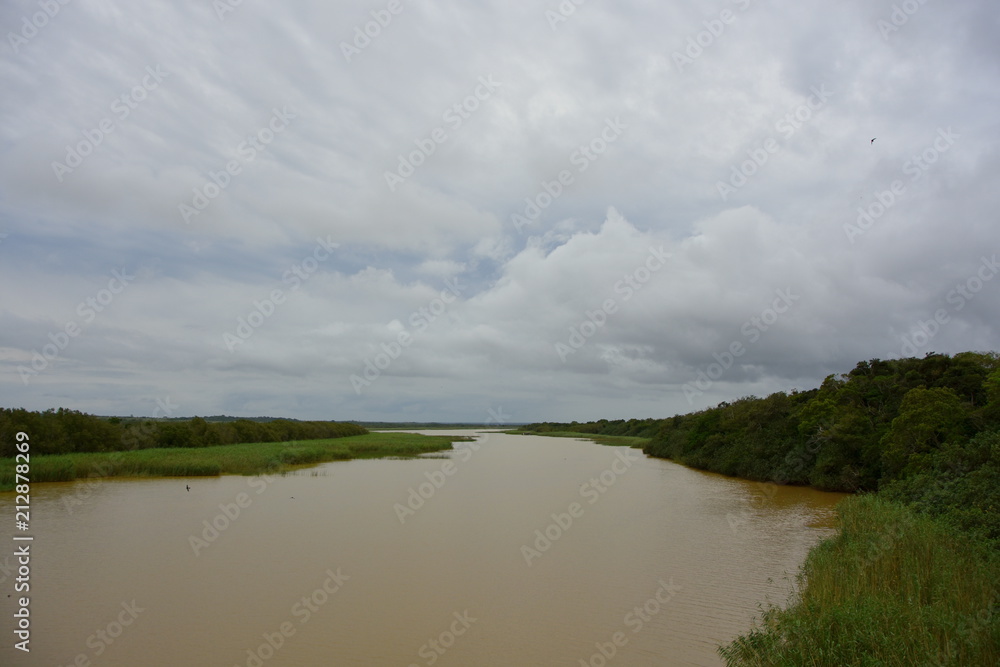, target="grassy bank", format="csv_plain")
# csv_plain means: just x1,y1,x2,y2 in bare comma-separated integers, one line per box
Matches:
0,432,467,491
0,408,368,457
720,495,999,666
